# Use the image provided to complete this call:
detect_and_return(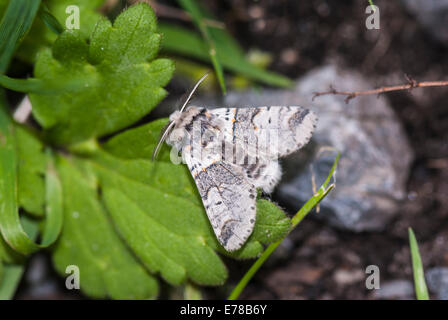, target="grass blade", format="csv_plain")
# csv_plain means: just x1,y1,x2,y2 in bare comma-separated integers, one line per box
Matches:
0,0,41,72
39,5,64,35
228,152,340,300
0,216,39,300
176,0,226,93
408,228,430,300
159,23,292,88
0,74,93,94
0,264,23,300
0,94,63,255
